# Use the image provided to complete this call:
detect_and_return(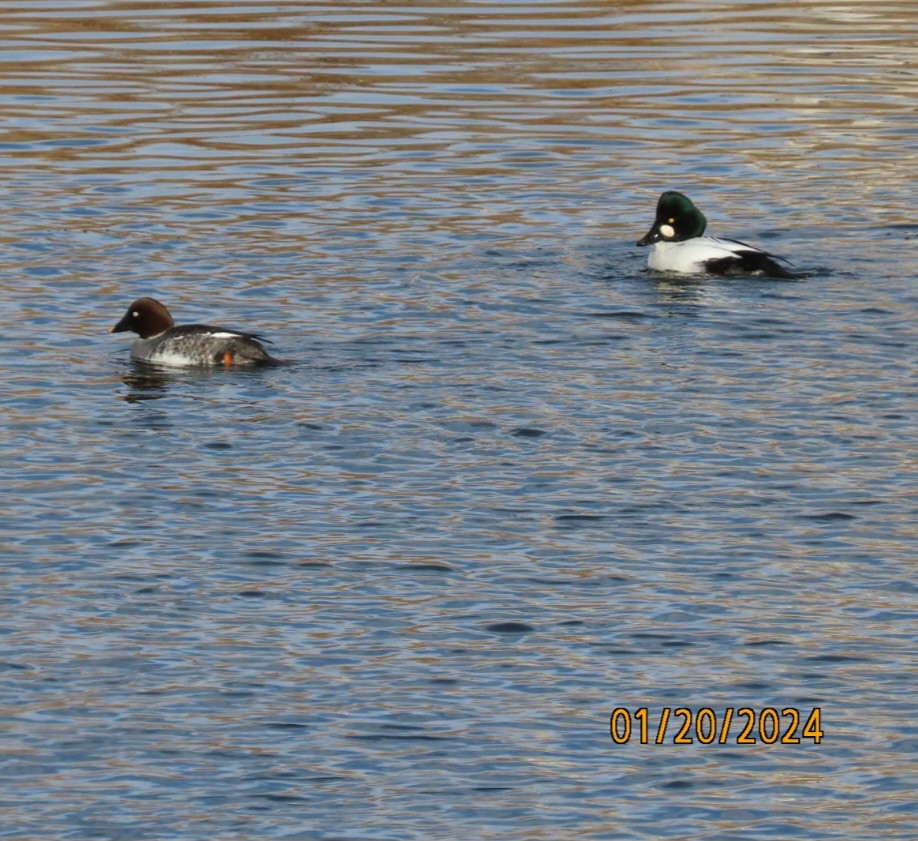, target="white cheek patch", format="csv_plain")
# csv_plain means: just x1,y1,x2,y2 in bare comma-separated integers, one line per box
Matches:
659,224,675,239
